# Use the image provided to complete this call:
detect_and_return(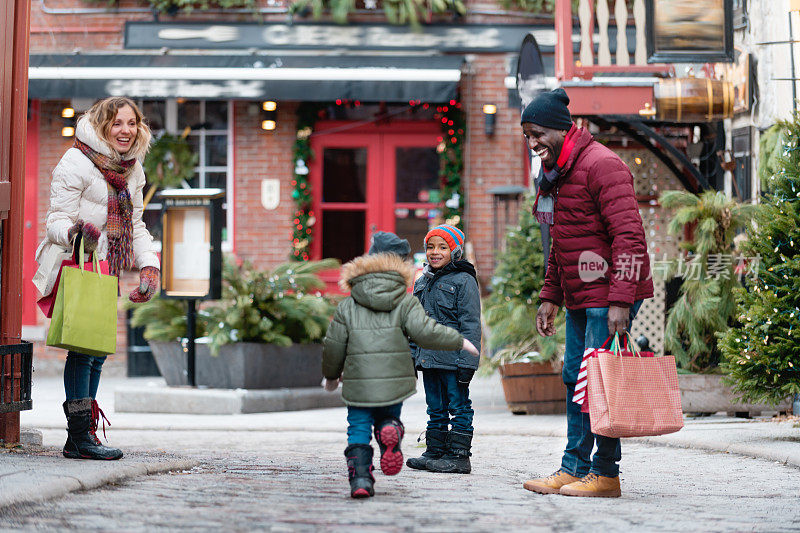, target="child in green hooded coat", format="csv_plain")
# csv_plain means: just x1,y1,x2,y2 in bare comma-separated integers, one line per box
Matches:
322,231,479,499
